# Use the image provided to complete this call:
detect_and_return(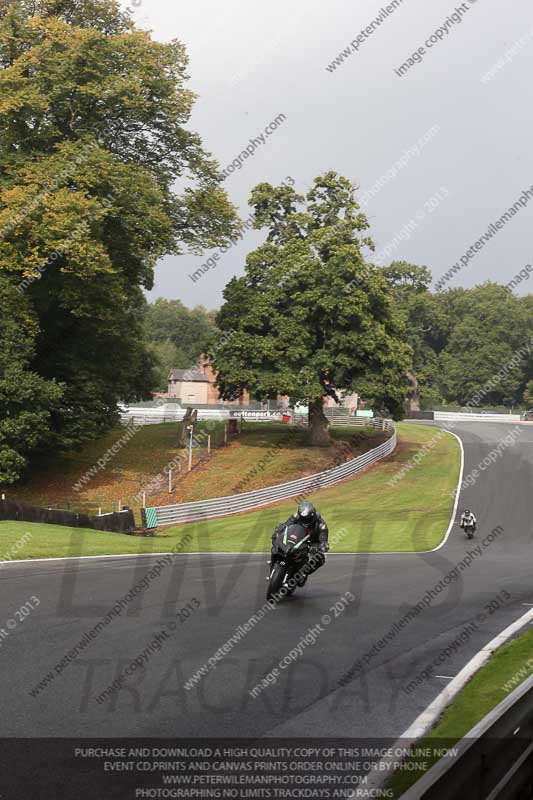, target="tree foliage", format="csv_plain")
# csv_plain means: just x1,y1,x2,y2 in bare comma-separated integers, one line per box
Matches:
213,173,412,444
523,380,533,406
384,272,533,409
0,0,238,482
382,262,449,408
143,299,218,390
0,276,62,482
437,284,531,406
